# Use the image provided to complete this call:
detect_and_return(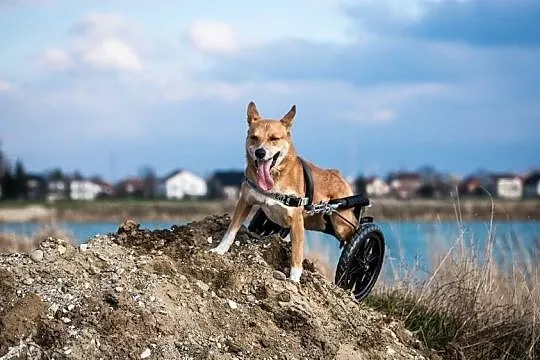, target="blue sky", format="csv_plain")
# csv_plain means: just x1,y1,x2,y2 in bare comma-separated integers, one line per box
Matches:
1,0,539,181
